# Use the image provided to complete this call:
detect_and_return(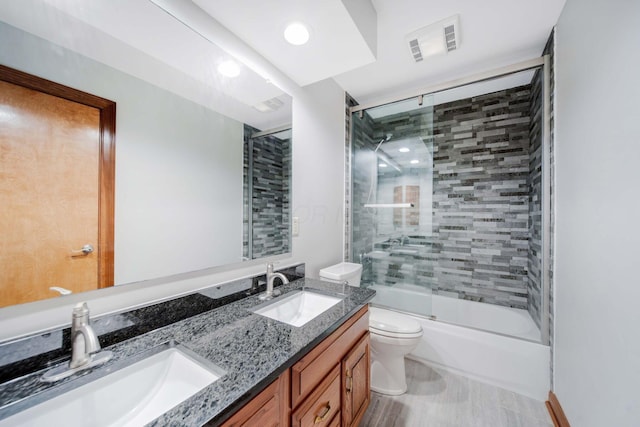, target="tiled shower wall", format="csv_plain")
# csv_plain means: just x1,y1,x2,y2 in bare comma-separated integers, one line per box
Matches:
350,85,544,310
544,29,556,380
528,70,544,327
242,125,291,259
430,86,533,309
